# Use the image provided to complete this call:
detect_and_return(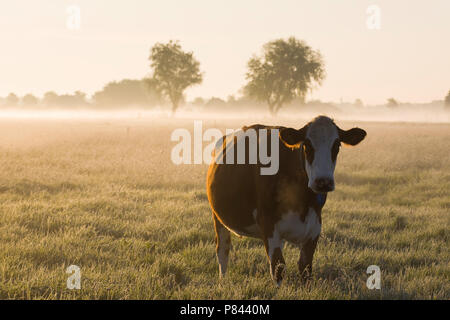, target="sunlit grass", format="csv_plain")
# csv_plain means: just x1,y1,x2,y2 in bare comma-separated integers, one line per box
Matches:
0,117,448,299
